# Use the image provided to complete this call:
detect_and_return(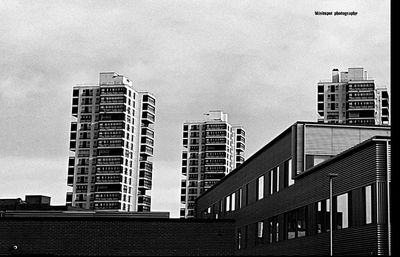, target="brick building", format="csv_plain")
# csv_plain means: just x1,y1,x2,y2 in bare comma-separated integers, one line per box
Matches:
0,211,235,256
